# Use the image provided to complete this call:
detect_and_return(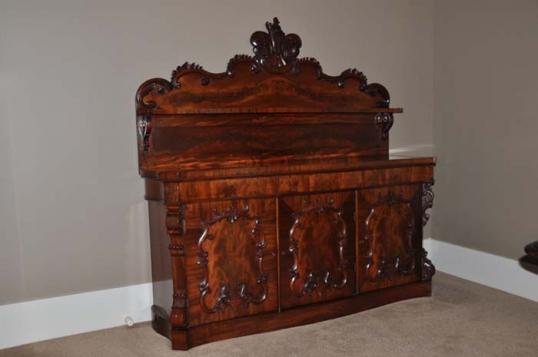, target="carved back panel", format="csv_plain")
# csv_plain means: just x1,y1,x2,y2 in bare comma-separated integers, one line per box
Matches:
279,192,356,308
135,18,401,176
